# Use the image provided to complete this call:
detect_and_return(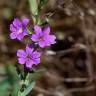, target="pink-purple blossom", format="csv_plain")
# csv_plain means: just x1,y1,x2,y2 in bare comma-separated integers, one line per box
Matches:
31,25,56,48
10,18,29,41
17,46,41,68
9,18,57,69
